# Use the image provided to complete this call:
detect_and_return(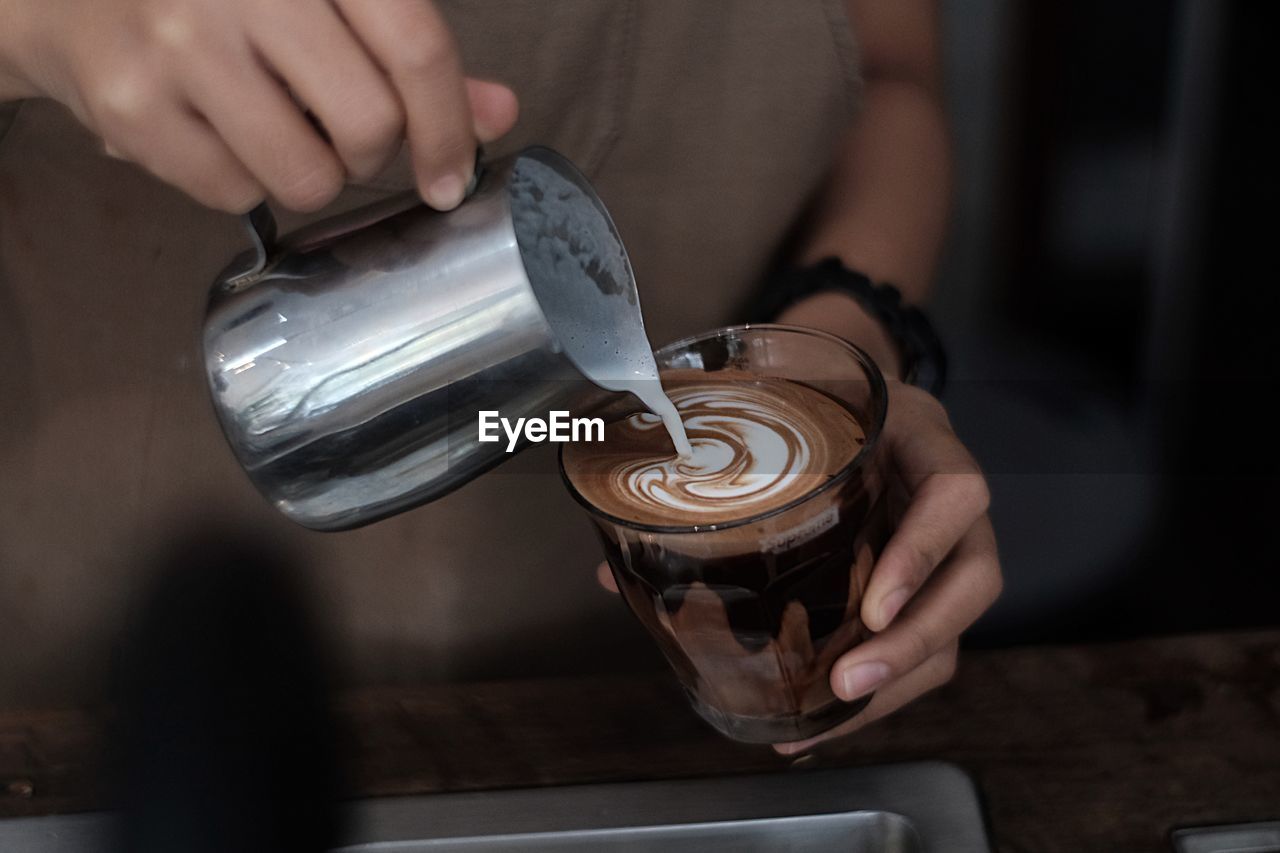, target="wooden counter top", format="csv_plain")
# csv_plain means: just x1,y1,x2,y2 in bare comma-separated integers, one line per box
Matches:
2,629,1278,852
